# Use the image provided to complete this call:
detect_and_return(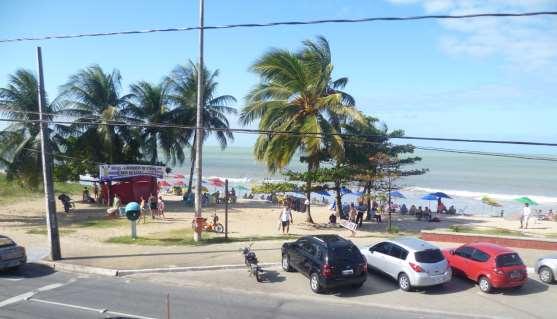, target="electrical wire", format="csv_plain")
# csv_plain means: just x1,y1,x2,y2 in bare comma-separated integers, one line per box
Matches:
3,116,557,163
1,11,556,43
1,115,557,147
